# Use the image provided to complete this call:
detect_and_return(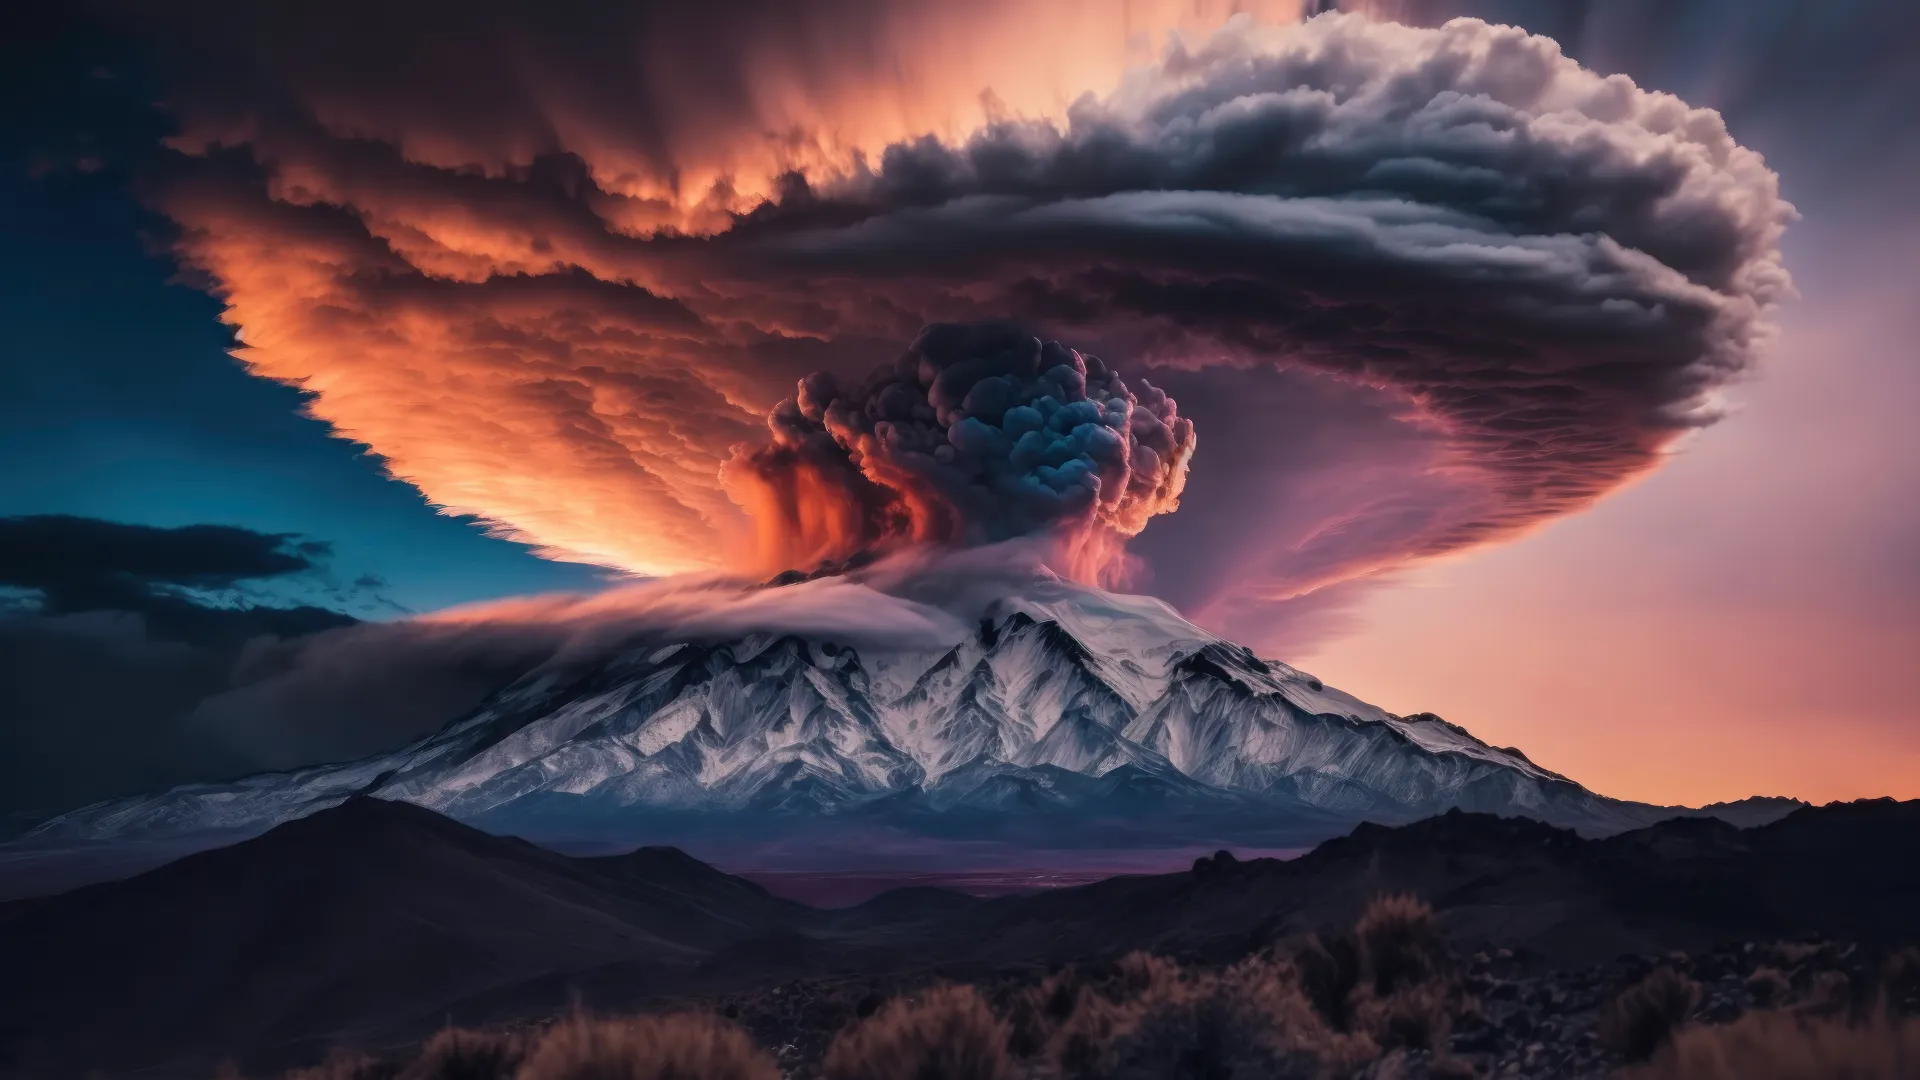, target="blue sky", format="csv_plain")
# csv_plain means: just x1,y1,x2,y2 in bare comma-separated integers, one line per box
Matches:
0,90,608,616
